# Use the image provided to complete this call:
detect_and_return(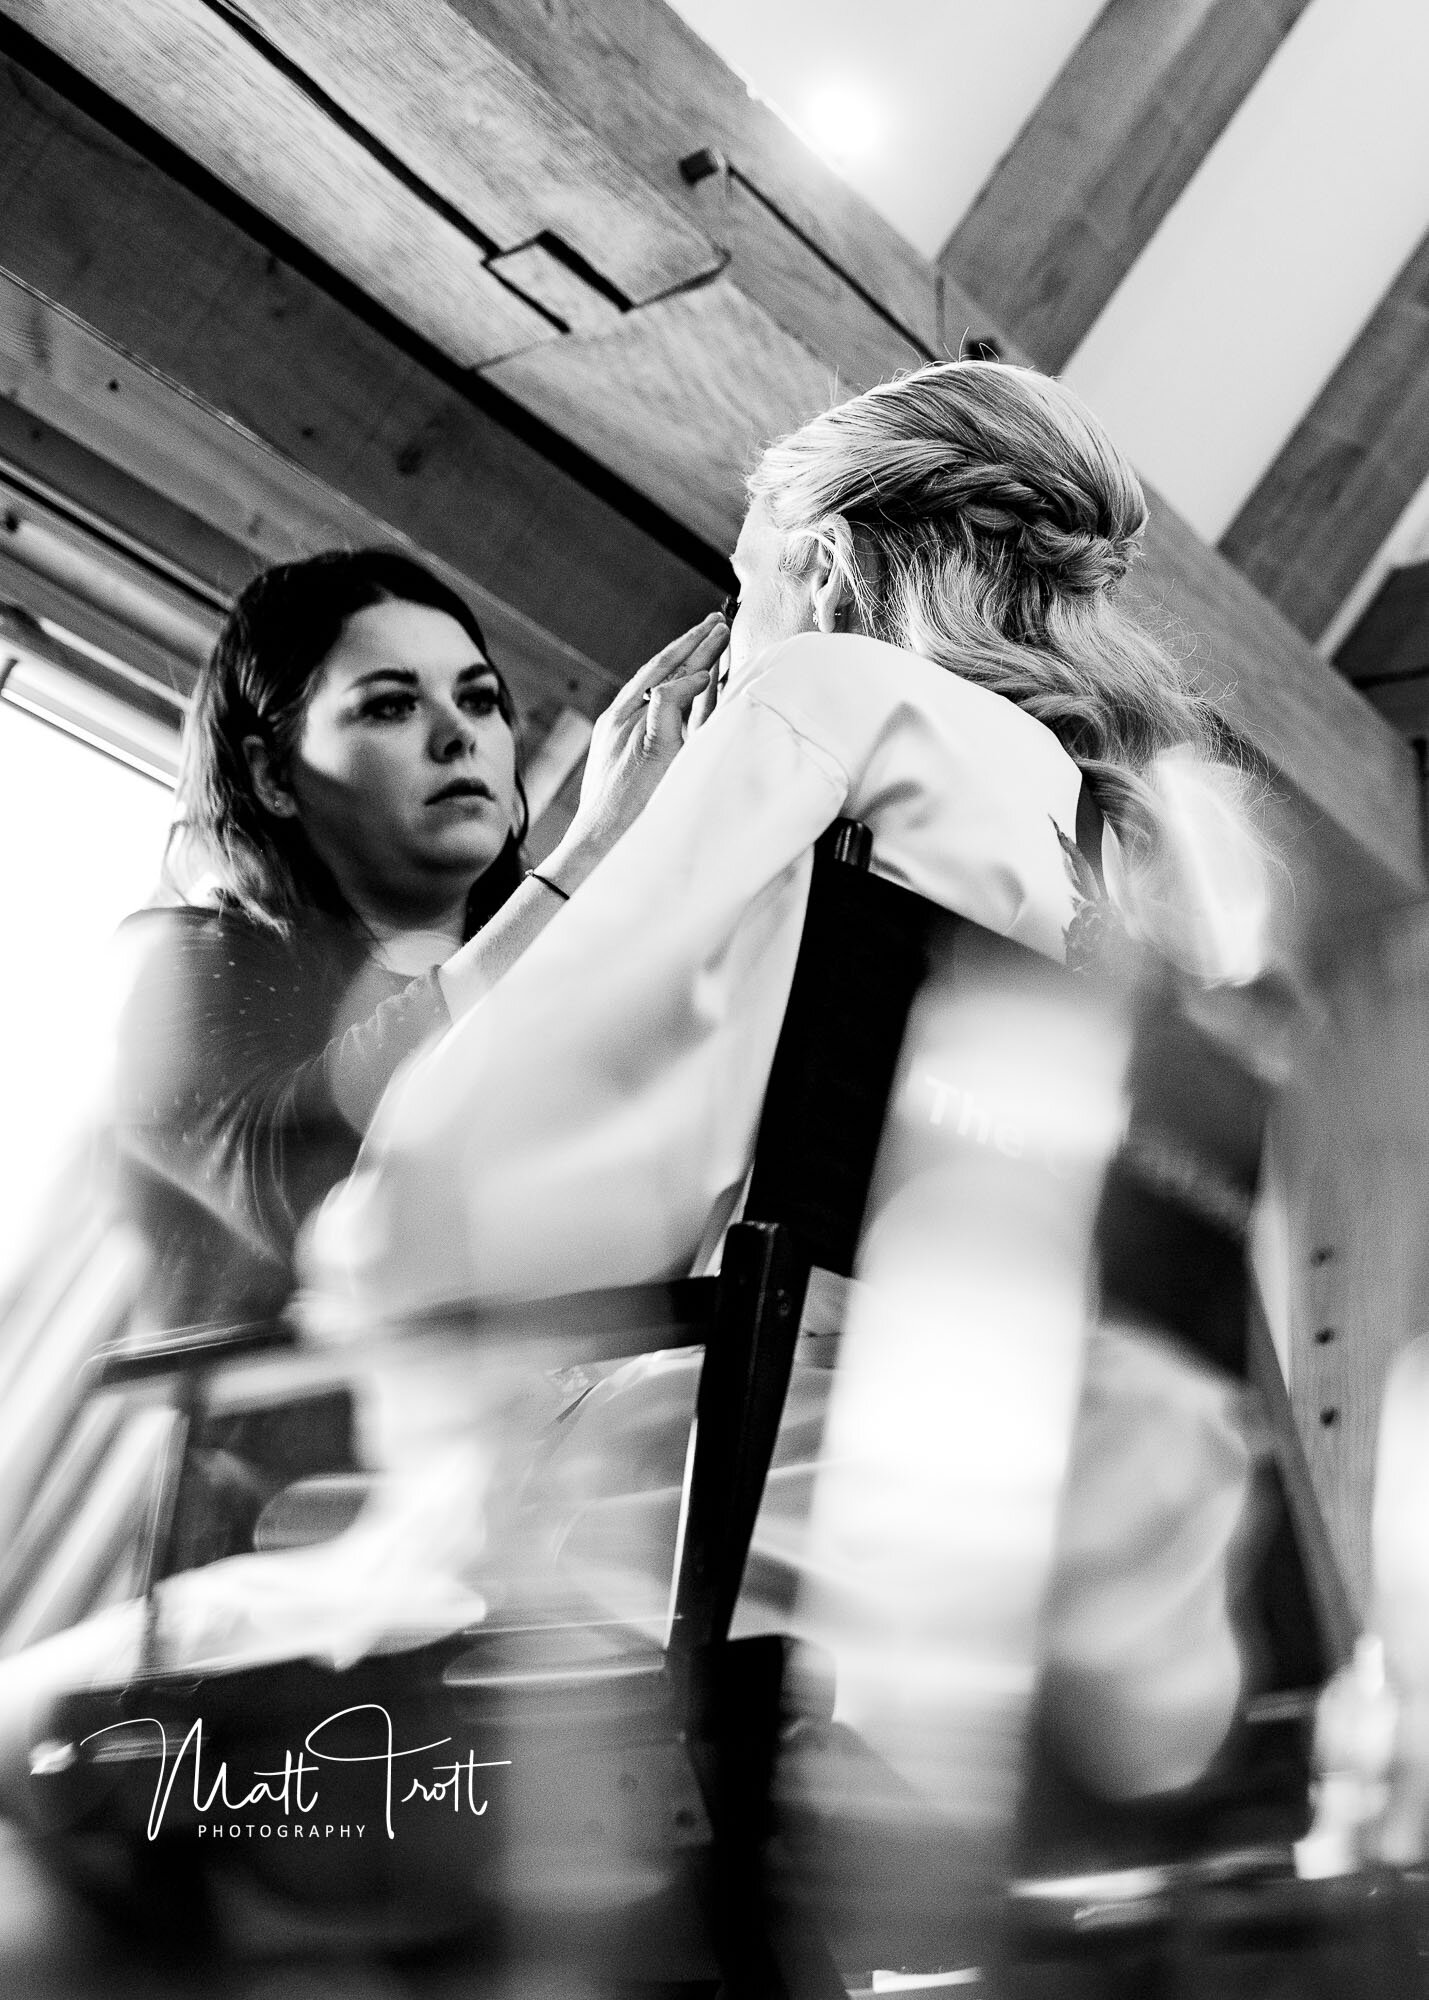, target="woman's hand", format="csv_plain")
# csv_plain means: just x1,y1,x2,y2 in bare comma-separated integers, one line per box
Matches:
554,614,728,879
440,616,727,1013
